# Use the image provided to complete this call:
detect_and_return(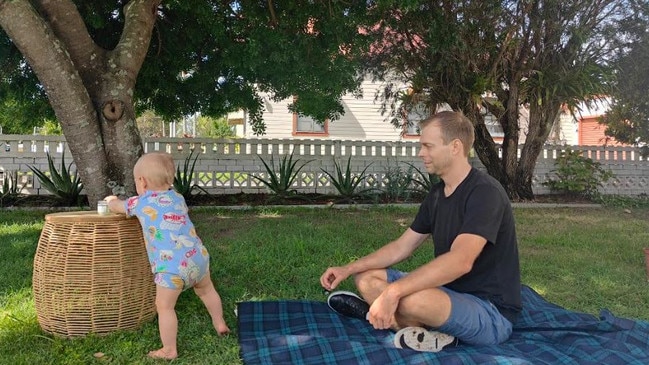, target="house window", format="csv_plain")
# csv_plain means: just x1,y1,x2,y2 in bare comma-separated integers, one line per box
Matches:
404,103,429,136
484,113,504,137
293,113,328,136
